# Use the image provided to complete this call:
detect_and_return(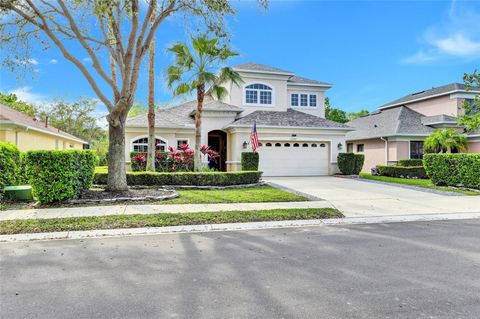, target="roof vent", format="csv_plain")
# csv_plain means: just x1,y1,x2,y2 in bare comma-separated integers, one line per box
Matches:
411,90,425,96
374,124,378,128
